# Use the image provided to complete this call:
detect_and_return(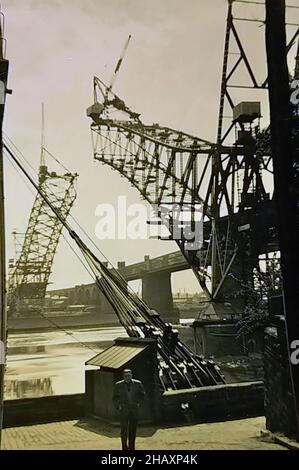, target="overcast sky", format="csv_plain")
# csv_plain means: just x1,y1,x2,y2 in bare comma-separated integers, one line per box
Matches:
2,0,298,293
